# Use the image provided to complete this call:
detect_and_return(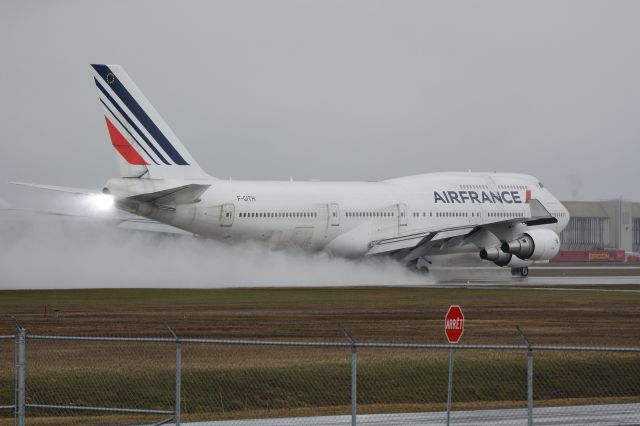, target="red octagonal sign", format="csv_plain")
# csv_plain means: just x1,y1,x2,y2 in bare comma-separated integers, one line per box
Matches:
445,305,464,344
